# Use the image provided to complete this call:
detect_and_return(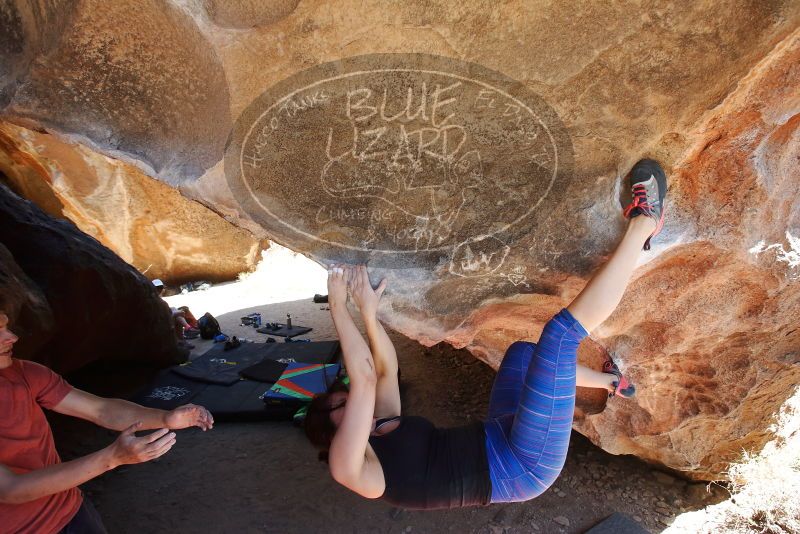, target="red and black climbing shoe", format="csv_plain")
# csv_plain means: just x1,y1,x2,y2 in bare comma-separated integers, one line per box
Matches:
623,159,668,250
603,358,636,399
